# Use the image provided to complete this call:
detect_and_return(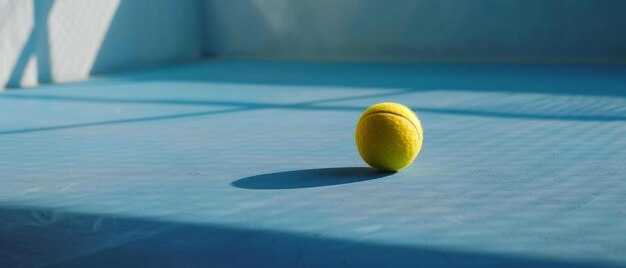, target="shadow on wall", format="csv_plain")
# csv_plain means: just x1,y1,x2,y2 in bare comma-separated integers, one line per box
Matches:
4,0,53,88
4,0,202,89
0,205,620,267
89,0,203,76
